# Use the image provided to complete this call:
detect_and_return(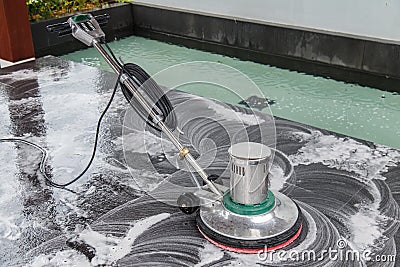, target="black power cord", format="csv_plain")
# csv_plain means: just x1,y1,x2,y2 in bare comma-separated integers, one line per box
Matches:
0,73,119,188
0,42,177,188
